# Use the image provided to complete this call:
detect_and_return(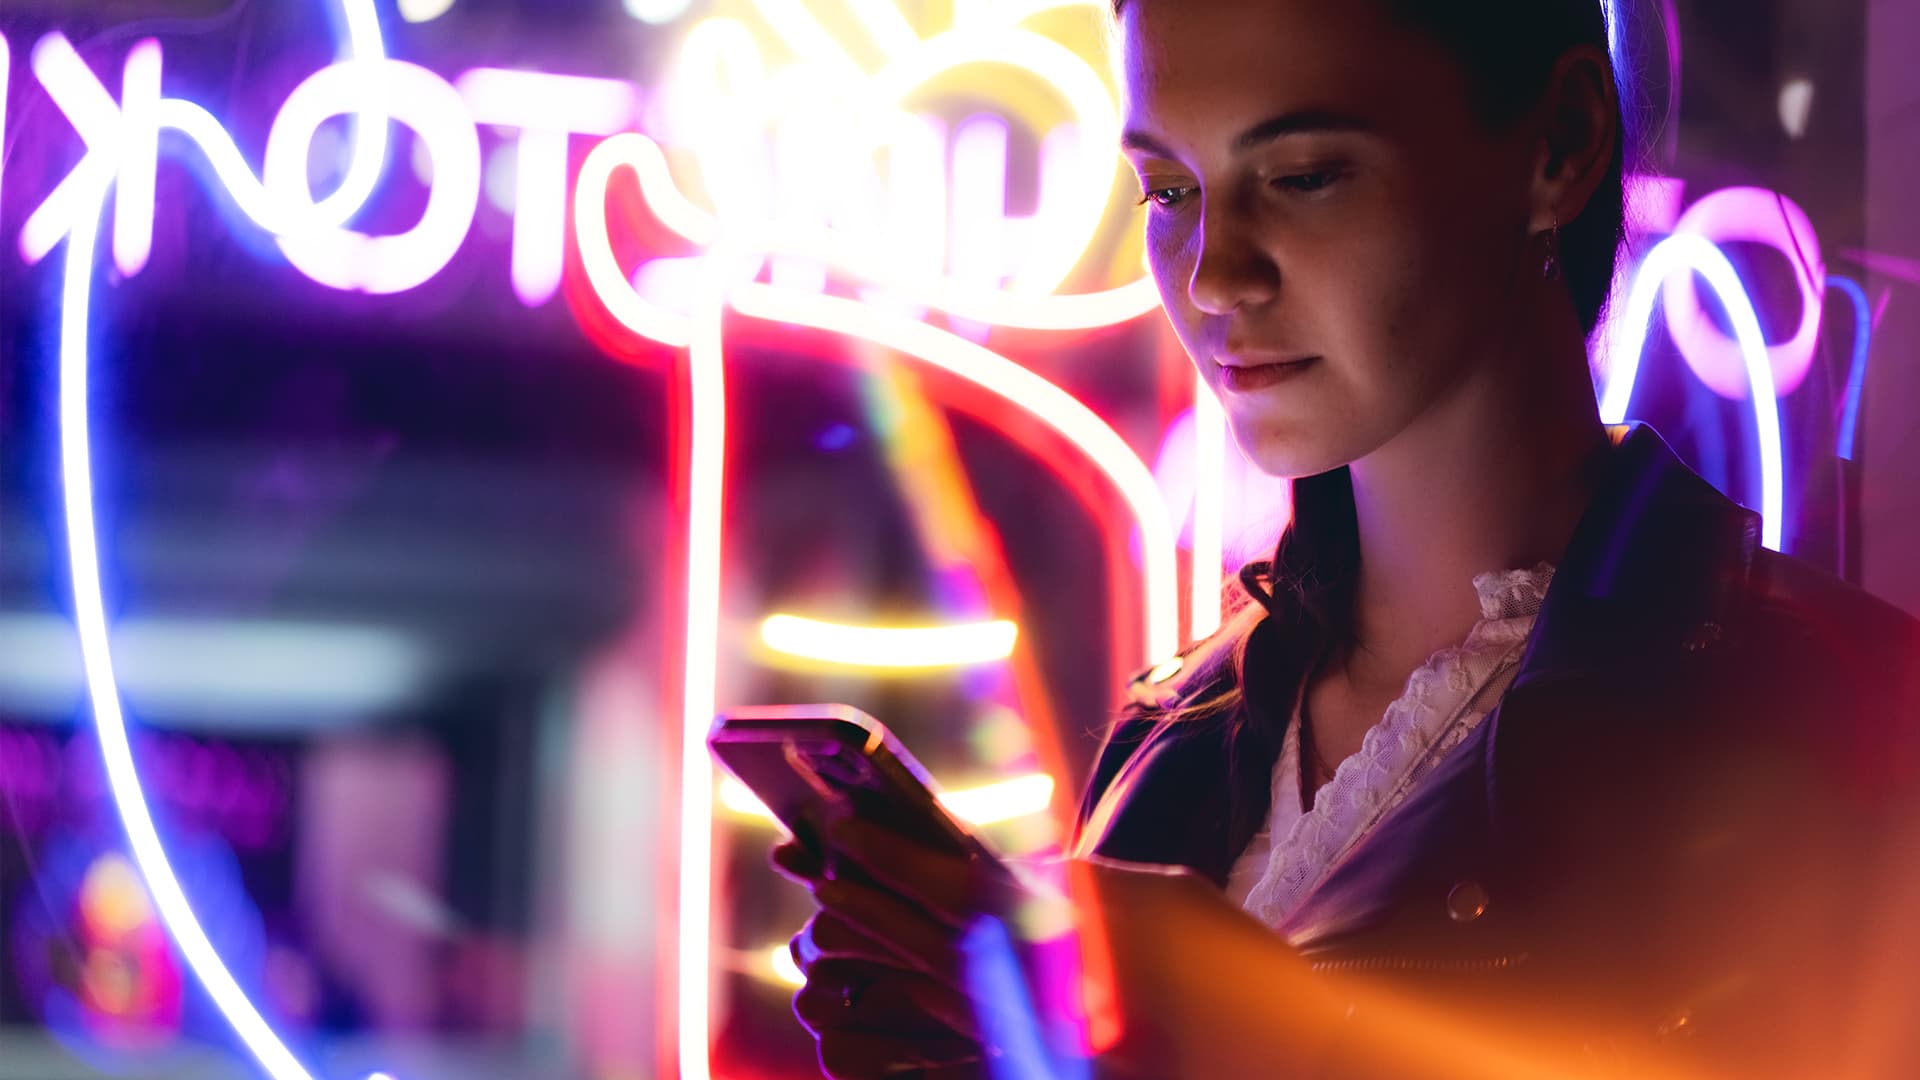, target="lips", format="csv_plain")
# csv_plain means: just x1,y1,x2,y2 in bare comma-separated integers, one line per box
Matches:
1217,349,1316,369
1216,354,1318,393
